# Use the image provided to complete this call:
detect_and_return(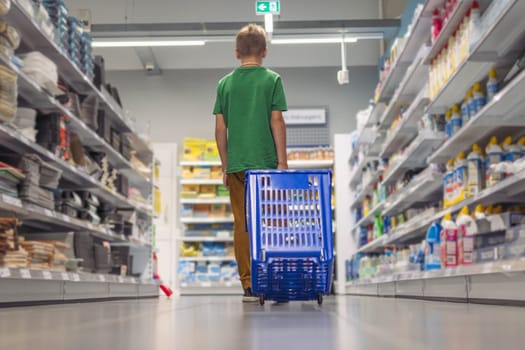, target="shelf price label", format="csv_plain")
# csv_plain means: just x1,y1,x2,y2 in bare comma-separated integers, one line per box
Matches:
61,272,70,281
72,273,81,282
97,275,106,282
118,276,125,283
0,267,11,278
20,269,31,279
42,270,53,280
